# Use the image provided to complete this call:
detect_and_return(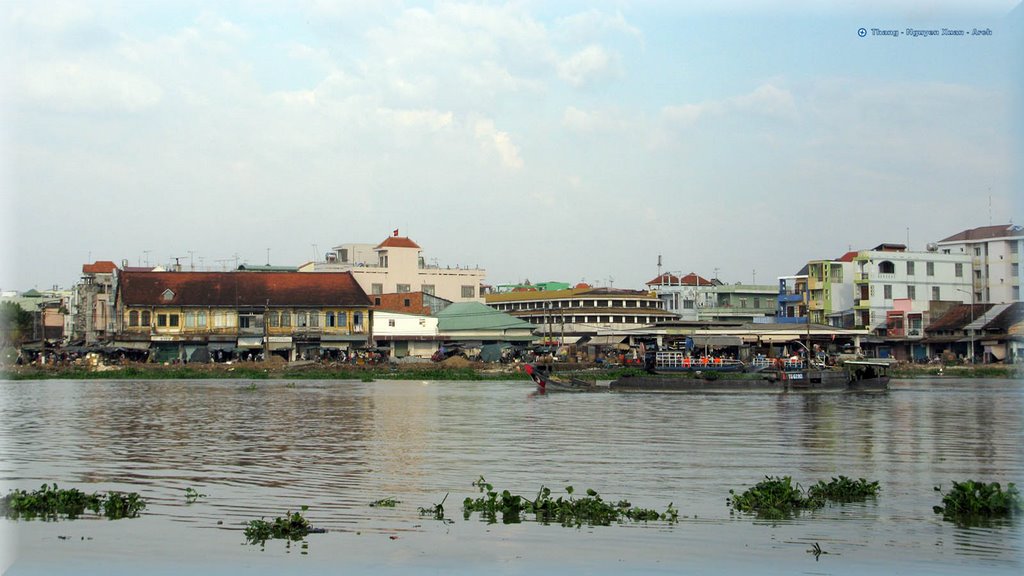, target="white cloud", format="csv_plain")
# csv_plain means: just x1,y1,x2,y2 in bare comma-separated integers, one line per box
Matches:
474,118,523,169
558,44,619,88
377,107,454,131
18,59,163,112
